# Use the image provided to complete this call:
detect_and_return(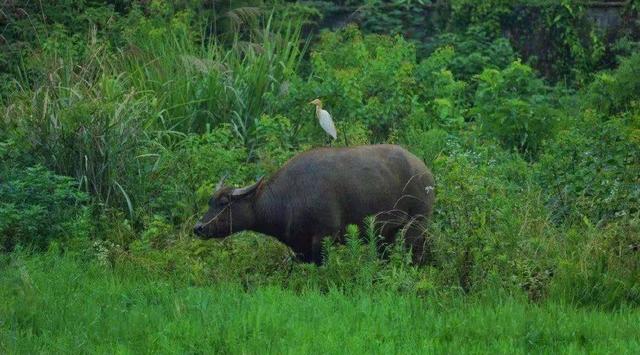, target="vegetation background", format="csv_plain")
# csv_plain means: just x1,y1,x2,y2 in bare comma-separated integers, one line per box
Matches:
1,0,640,352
